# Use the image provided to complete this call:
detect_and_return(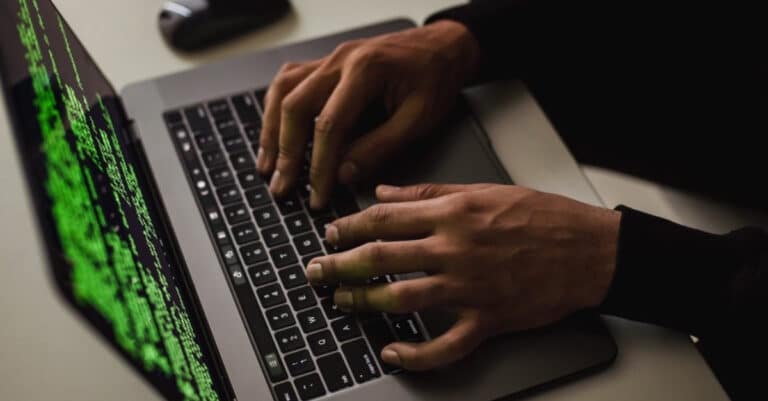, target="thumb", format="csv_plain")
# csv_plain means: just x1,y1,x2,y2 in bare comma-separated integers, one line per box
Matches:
380,313,484,371
376,183,495,203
